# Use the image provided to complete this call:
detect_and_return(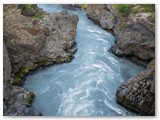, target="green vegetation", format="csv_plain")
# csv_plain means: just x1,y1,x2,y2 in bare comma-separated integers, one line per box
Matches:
81,4,88,10
19,4,37,11
34,11,44,19
6,39,16,46
13,65,29,85
26,92,35,106
114,4,133,17
19,4,45,19
139,4,155,12
114,4,155,17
